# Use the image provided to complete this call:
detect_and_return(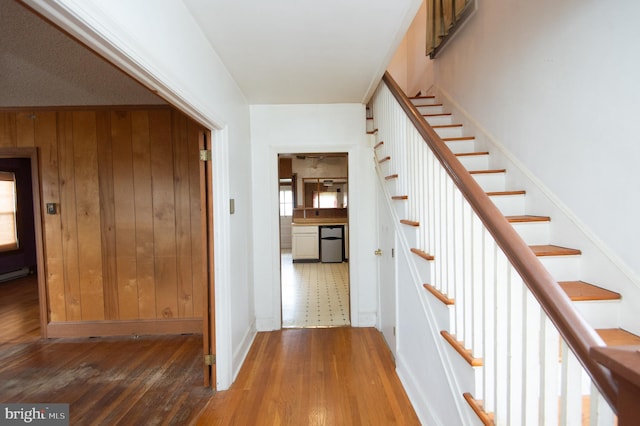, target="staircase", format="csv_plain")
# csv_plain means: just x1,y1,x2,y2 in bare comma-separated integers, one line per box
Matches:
368,73,640,425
